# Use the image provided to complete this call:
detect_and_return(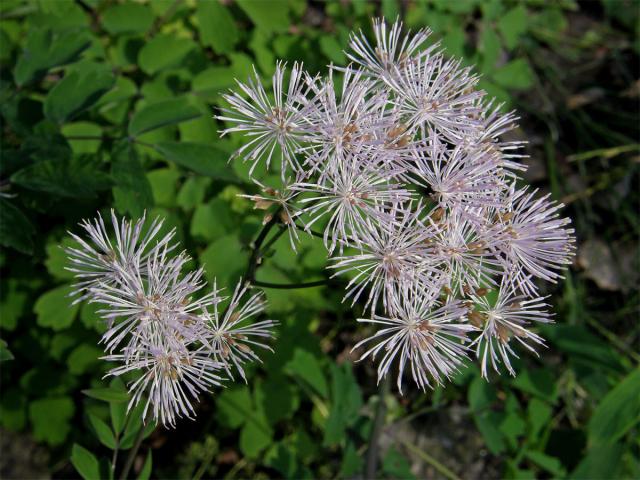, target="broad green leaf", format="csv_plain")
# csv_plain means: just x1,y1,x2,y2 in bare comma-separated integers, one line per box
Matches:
237,0,291,33
71,444,100,480
67,343,102,374
257,376,300,424
45,238,76,280
11,155,112,198
154,142,239,182
0,339,14,362
511,368,557,403
191,199,236,241
61,122,102,154
474,411,506,454
88,413,116,449
82,386,129,403
44,61,115,124
285,348,328,398
0,280,28,331
492,59,534,90
588,368,640,446
239,412,273,459
499,411,526,449
111,141,154,218
382,447,416,480
324,362,362,446
34,285,79,331
479,26,501,73
0,388,27,431
128,99,201,137
14,29,91,85
497,5,528,50
138,451,152,480
196,1,238,54
527,398,552,441
468,375,496,411
138,34,196,75
319,36,345,64
526,451,566,477
147,168,181,207
177,177,211,211
0,199,35,254
570,443,623,479
199,234,245,286
216,386,252,429
102,3,154,35
340,440,363,477
110,379,128,434
29,396,75,445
